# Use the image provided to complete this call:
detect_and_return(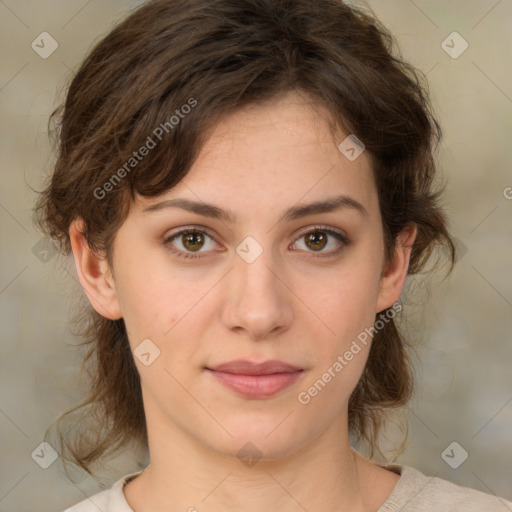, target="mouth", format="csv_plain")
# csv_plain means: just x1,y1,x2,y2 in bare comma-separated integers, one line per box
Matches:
205,360,305,399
